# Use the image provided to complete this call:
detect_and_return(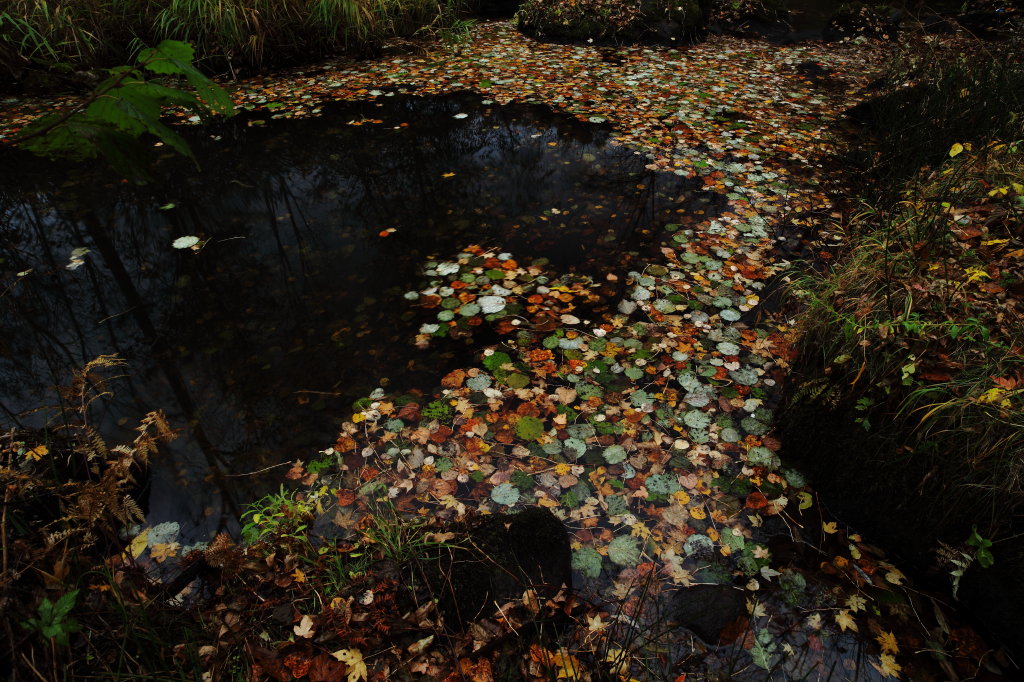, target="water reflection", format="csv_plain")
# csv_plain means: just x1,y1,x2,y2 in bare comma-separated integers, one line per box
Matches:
0,92,703,540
